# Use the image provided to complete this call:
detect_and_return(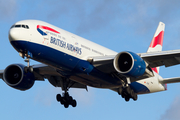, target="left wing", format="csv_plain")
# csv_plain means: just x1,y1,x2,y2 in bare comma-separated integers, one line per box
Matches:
140,49,180,68
88,49,180,74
